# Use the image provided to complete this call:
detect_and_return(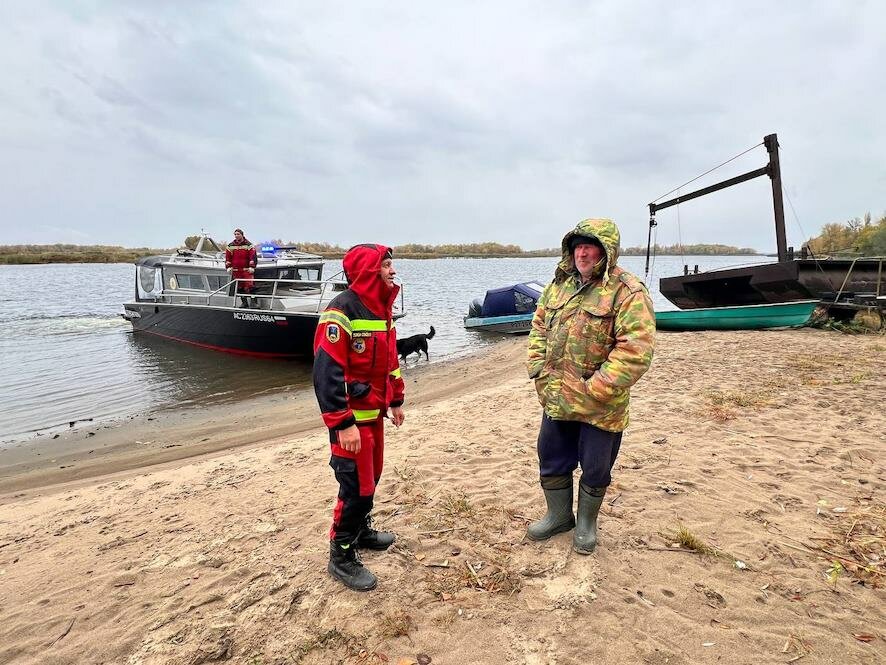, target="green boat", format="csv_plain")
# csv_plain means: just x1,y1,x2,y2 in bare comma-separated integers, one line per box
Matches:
655,300,819,331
